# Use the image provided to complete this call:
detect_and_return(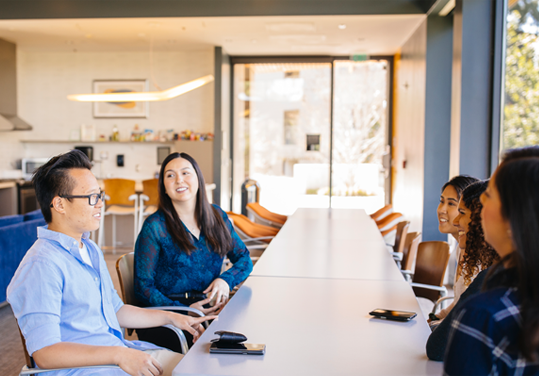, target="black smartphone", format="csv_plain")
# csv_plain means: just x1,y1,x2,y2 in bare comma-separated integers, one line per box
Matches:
210,342,266,355
369,308,417,321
